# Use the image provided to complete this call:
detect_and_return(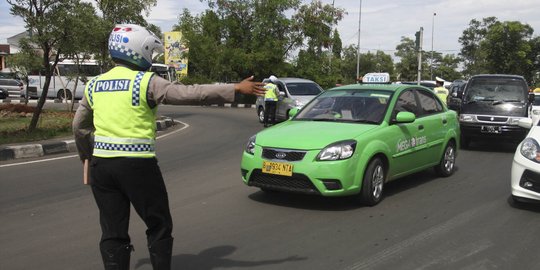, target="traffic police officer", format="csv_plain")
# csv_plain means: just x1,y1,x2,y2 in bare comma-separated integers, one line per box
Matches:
434,76,449,105
263,75,279,127
73,24,265,270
